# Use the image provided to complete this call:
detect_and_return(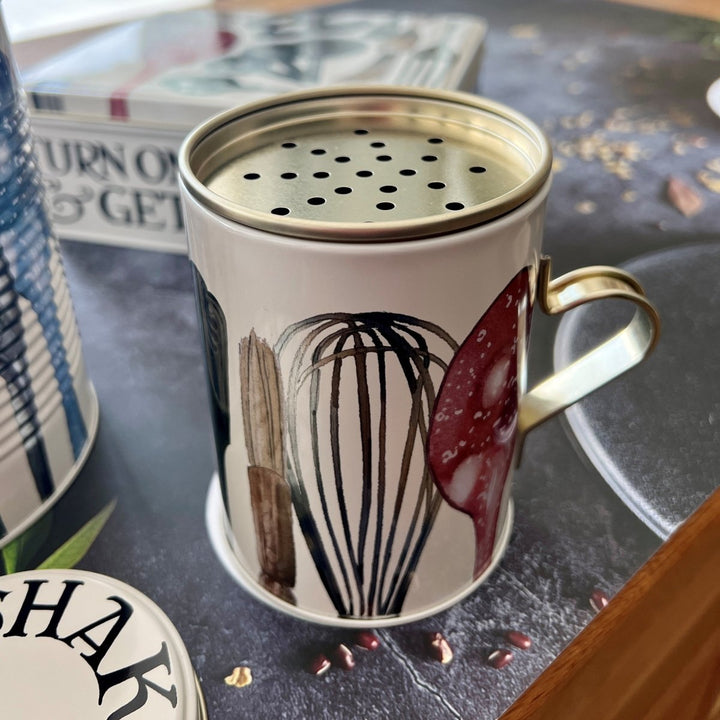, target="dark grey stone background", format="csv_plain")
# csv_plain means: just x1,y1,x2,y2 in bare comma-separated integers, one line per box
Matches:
17,0,720,718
